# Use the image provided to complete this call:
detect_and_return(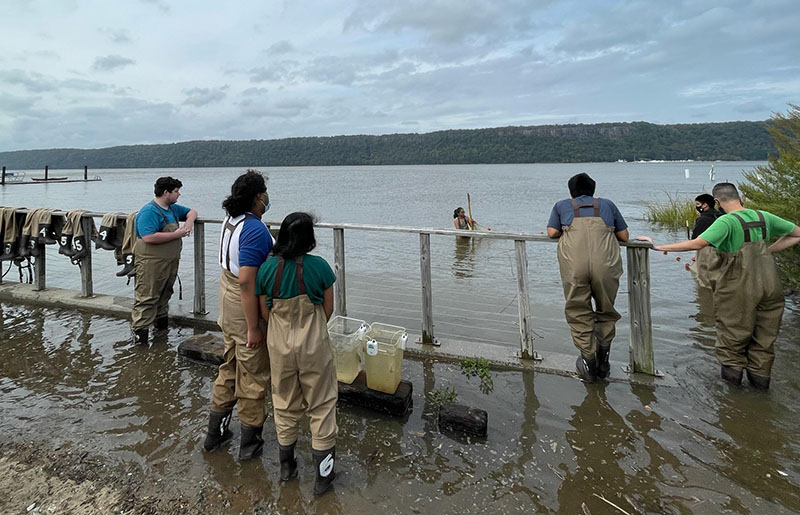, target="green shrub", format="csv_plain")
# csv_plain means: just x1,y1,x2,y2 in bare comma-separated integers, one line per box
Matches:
460,358,494,394
644,191,699,233
426,387,458,409
740,105,800,293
